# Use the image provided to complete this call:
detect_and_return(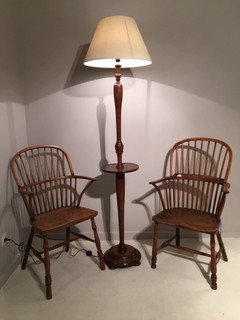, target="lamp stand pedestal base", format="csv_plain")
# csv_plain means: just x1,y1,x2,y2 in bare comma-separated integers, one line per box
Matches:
102,162,141,269
104,244,141,269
